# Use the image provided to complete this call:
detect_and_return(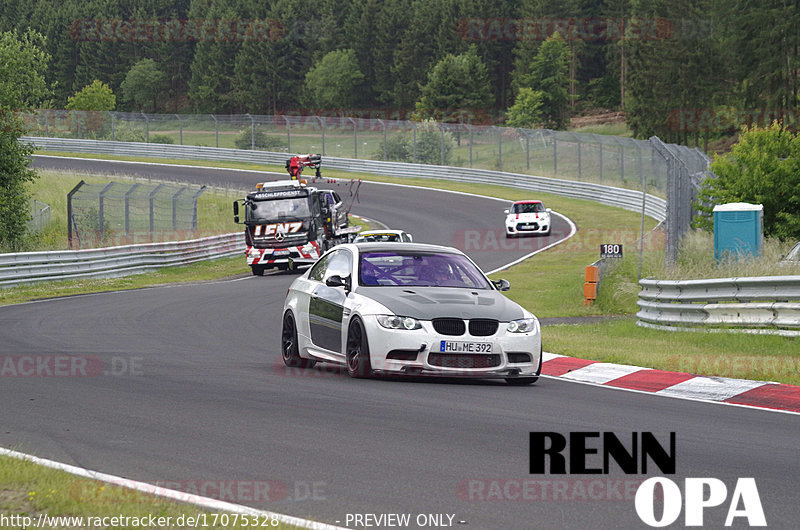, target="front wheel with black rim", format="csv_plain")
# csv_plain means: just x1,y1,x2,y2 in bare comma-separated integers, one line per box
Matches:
282,312,315,368
346,318,373,378
506,346,542,385
251,265,266,276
